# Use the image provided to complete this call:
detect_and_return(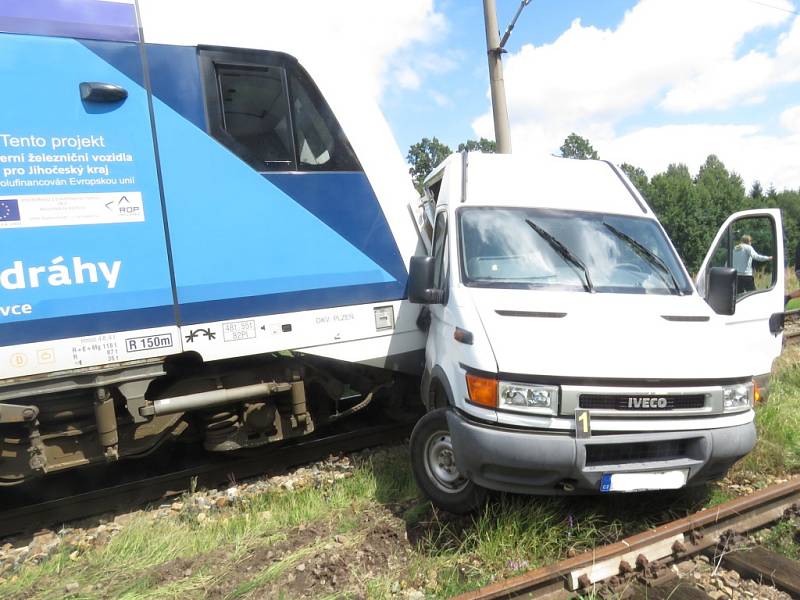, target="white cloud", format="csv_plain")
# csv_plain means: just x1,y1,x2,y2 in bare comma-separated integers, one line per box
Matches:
139,0,444,102
781,105,800,132
600,124,800,190
472,0,800,189
662,11,800,112
430,91,452,107
395,65,422,90
660,50,775,112
416,50,461,75
777,16,800,81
